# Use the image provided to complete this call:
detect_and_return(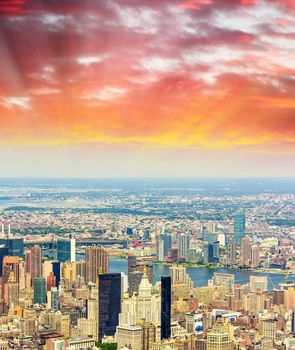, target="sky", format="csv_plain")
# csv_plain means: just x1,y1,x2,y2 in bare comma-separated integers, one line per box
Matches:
0,0,294,177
